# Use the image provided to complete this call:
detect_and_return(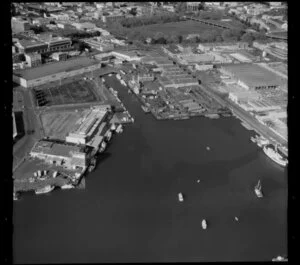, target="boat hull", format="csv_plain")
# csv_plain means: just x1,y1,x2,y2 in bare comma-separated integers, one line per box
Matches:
263,147,287,167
